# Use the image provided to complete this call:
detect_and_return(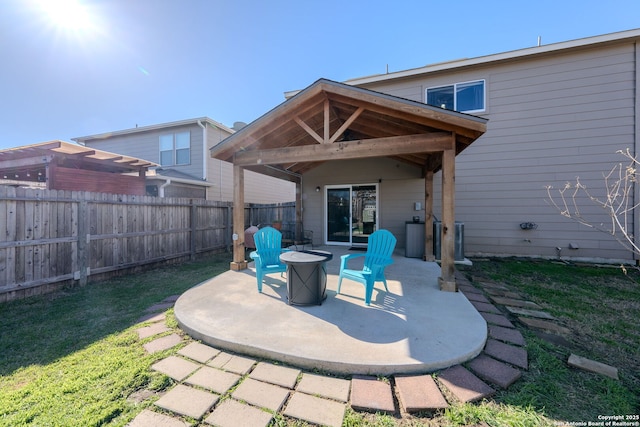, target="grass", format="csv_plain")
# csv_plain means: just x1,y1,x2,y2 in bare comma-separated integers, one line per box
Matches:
0,254,638,426
0,253,230,427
